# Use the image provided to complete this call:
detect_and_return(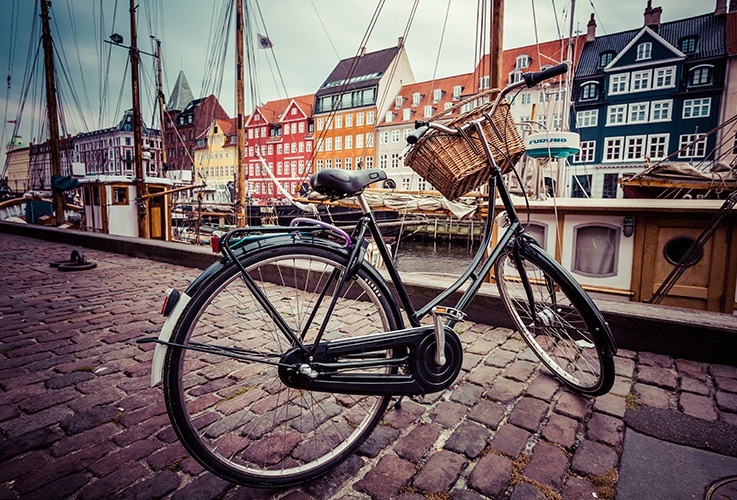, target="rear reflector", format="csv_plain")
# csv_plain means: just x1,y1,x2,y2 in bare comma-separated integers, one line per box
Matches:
211,235,221,254
161,288,181,316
